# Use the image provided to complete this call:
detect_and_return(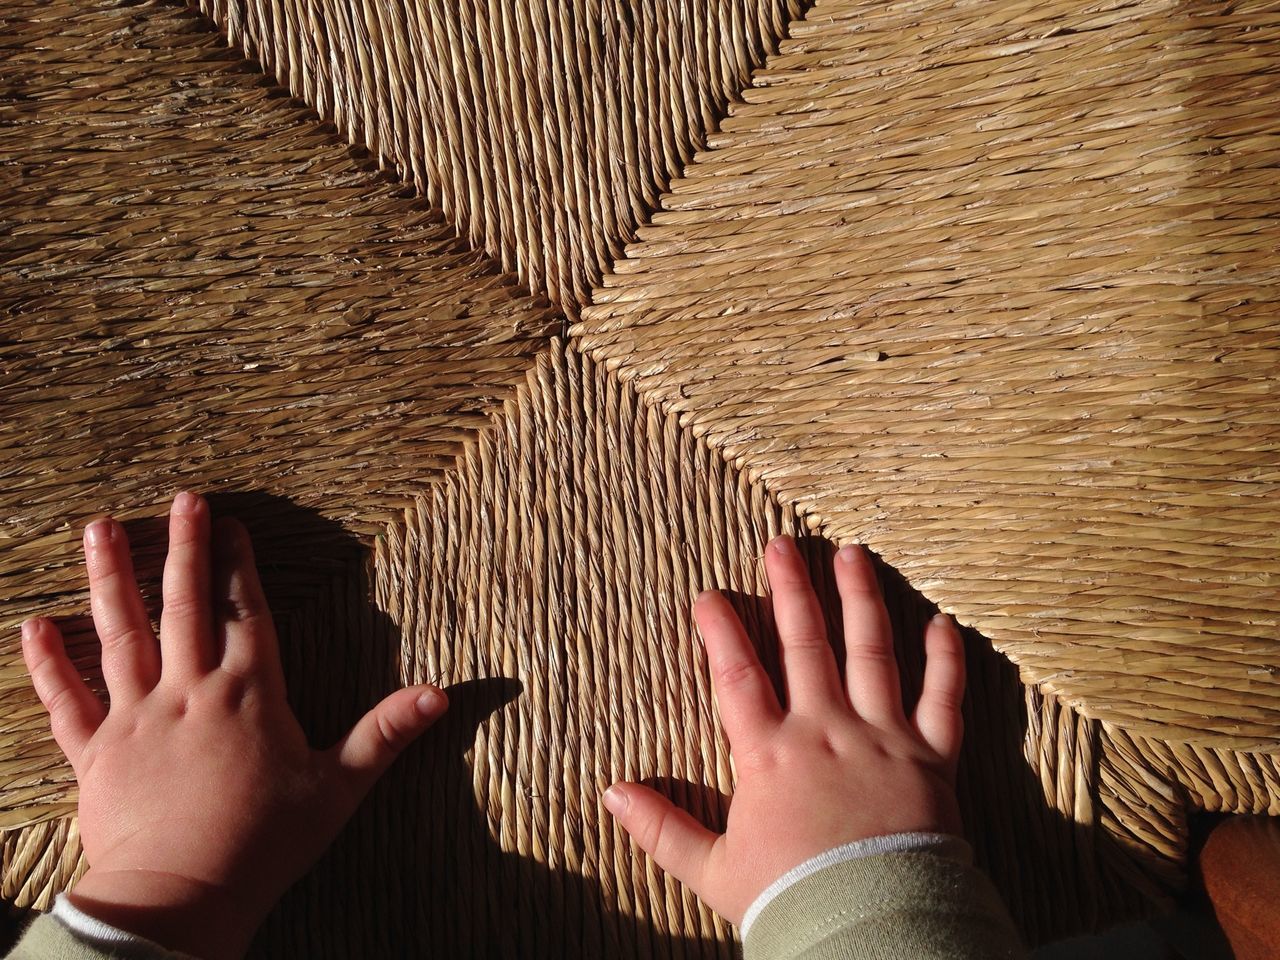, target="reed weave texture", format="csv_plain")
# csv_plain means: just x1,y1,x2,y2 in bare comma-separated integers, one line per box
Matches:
2,0,1278,954
194,0,805,315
